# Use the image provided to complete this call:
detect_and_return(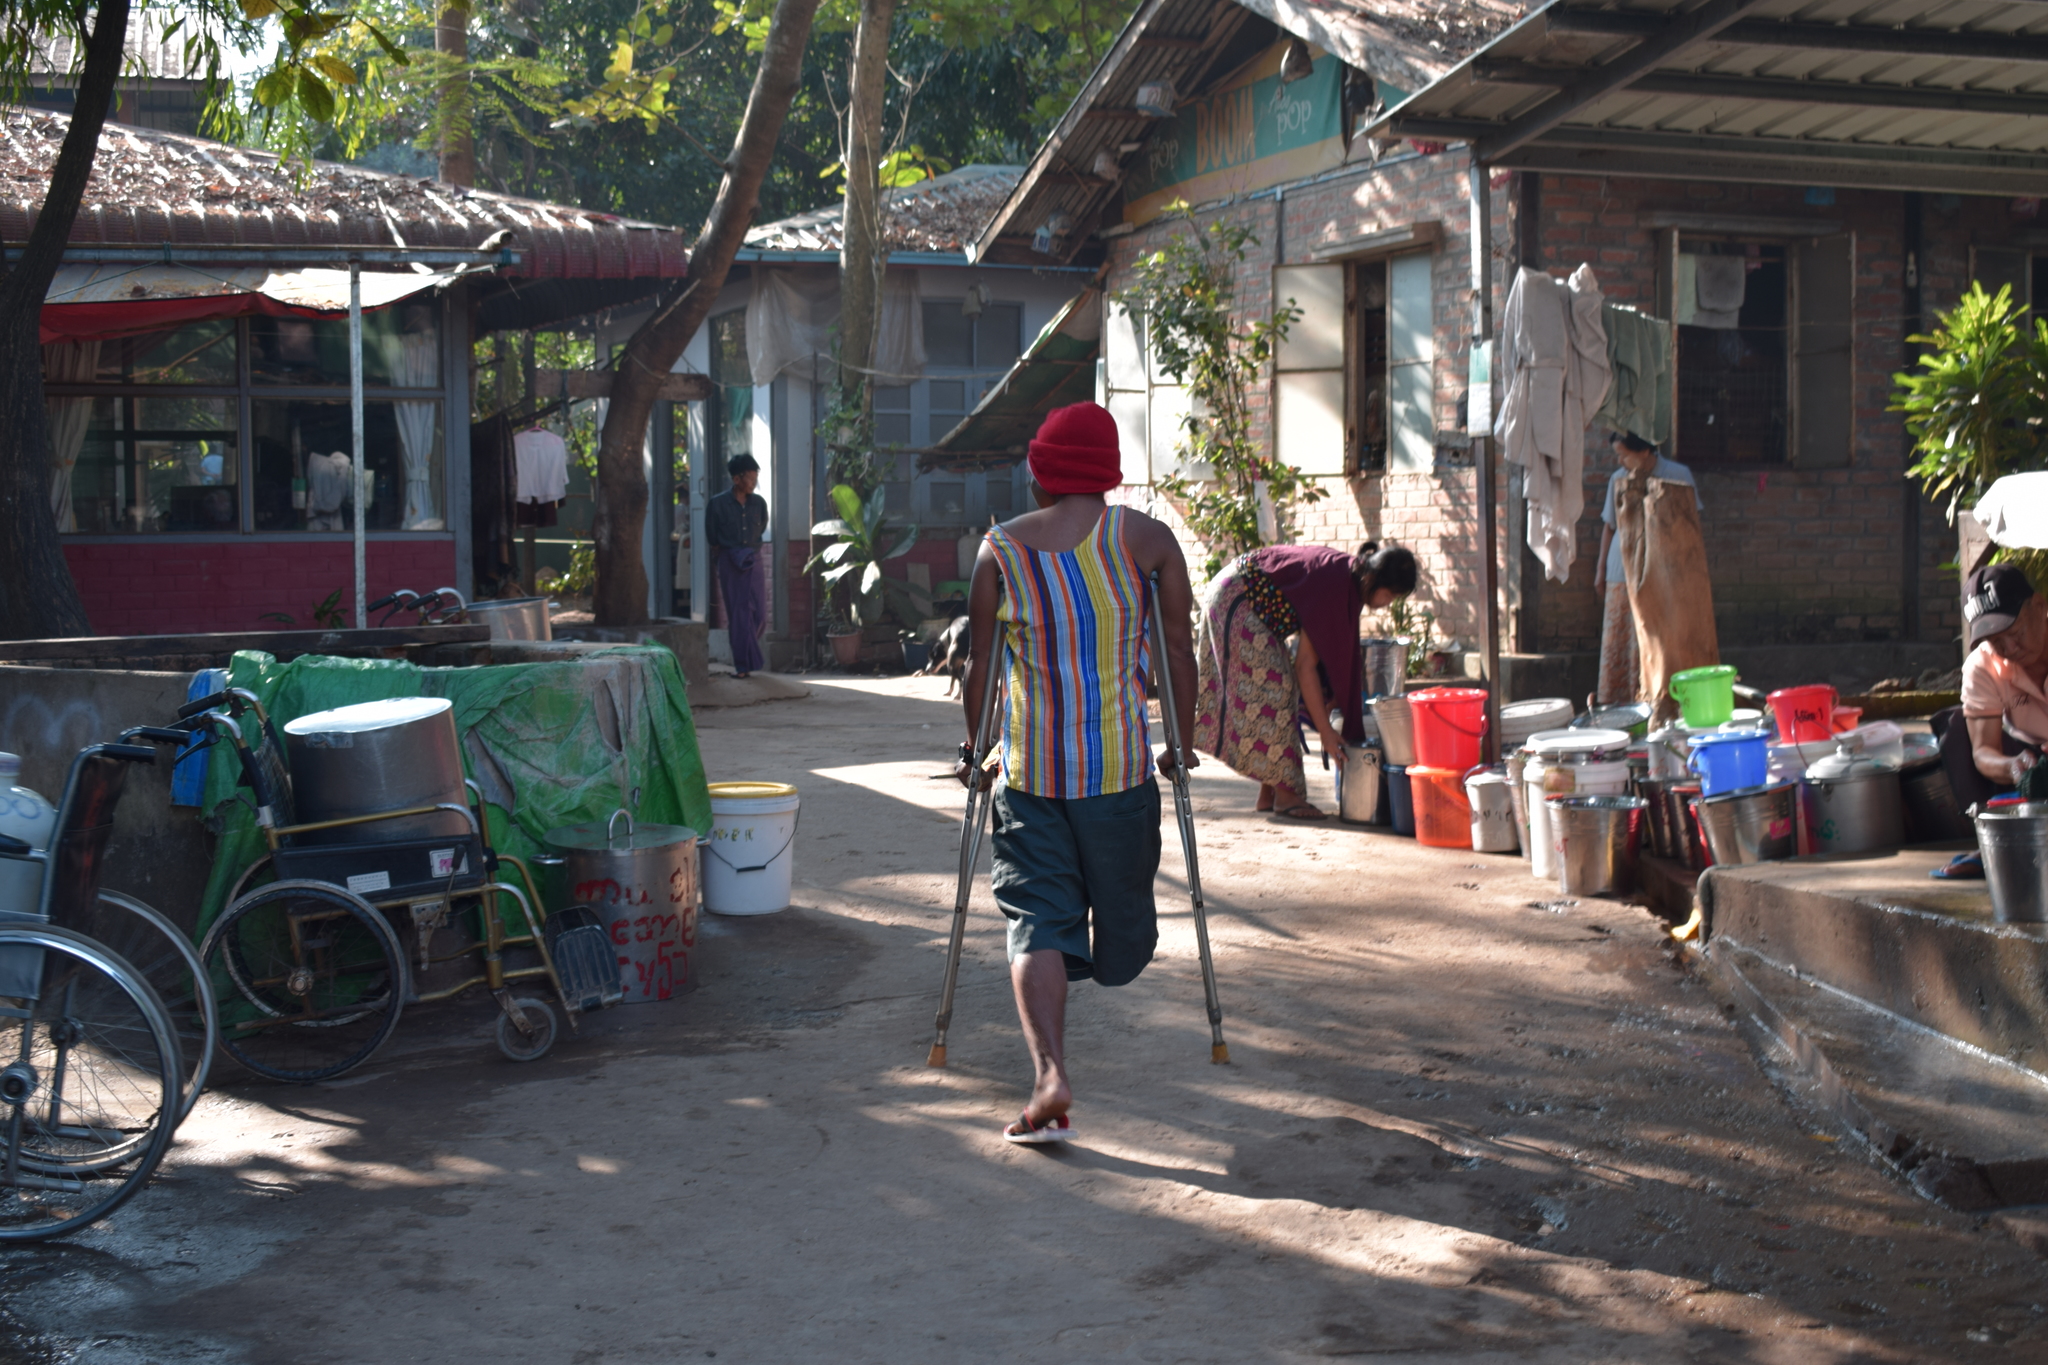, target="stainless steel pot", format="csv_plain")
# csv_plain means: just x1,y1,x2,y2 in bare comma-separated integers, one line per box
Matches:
1549,794,1645,895
546,808,701,1000
1697,783,1797,865
1901,757,1973,841
1338,745,1385,825
1361,637,1411,699
283,697,470,846
467,595,553,641
1802,768,1904,856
